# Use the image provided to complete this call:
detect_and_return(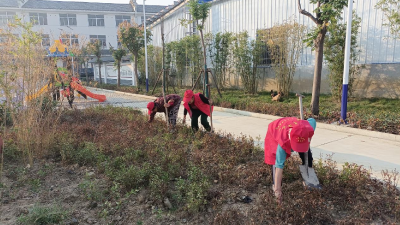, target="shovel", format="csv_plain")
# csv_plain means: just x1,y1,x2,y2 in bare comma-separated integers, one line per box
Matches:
296,93,322,189
207,84,213,132
162,86,169,129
